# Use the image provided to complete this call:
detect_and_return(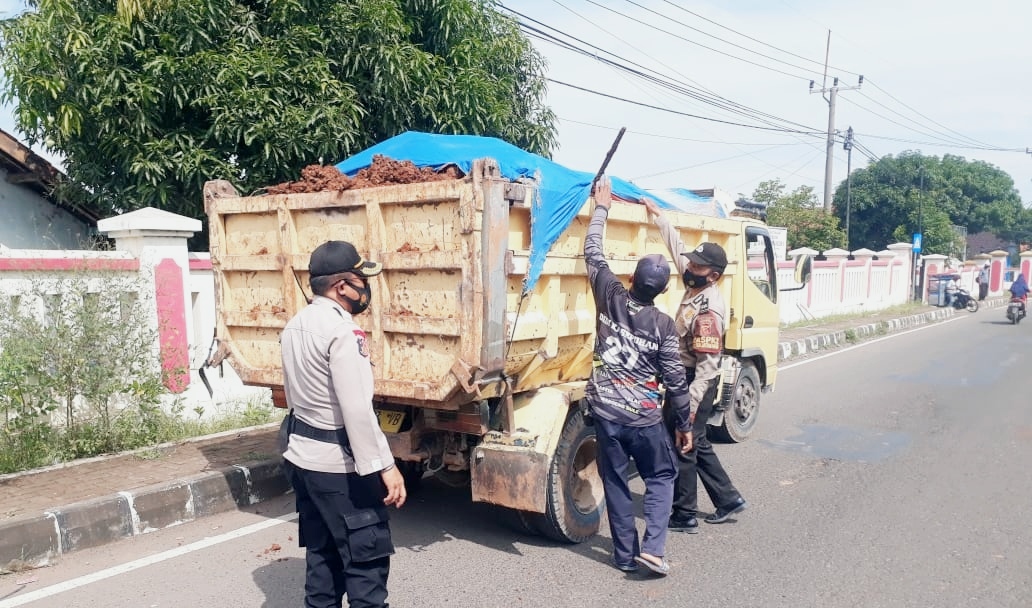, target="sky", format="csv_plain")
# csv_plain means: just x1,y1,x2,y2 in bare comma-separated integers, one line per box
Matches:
1,0,1030,208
